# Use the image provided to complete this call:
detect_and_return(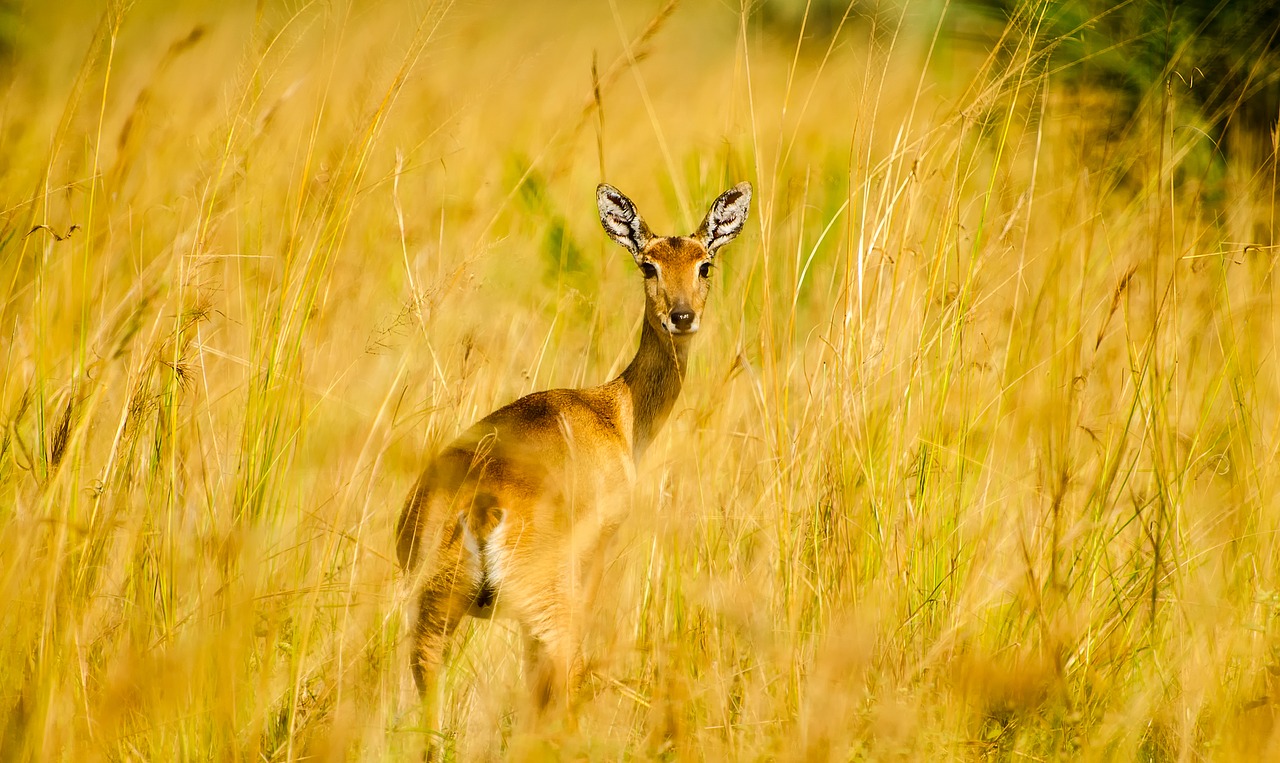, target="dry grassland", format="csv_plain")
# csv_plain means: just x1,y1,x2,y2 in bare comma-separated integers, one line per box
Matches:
2,0,1279,759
